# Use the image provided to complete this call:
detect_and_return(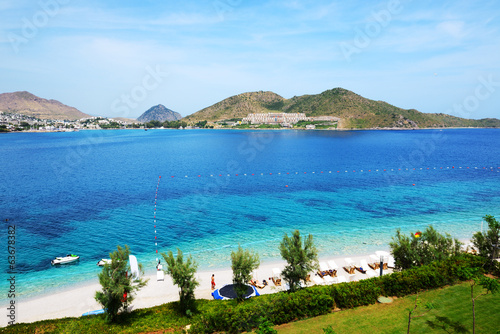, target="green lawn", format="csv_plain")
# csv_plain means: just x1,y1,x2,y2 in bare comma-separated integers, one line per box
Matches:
2,282,498,334
274,282,500,334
